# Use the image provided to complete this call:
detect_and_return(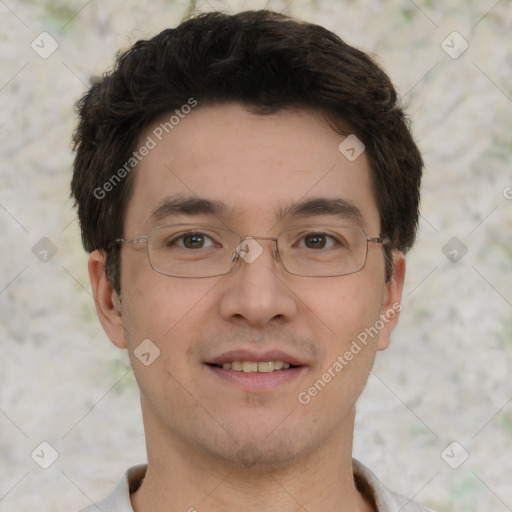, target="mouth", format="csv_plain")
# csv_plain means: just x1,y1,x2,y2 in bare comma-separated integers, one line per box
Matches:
204,350,308,391
207,360,294,372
